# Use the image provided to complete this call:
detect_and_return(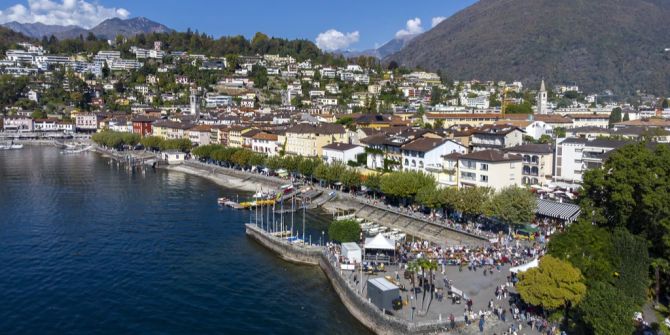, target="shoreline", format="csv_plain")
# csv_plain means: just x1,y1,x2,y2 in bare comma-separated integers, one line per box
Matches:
163,161,283,193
